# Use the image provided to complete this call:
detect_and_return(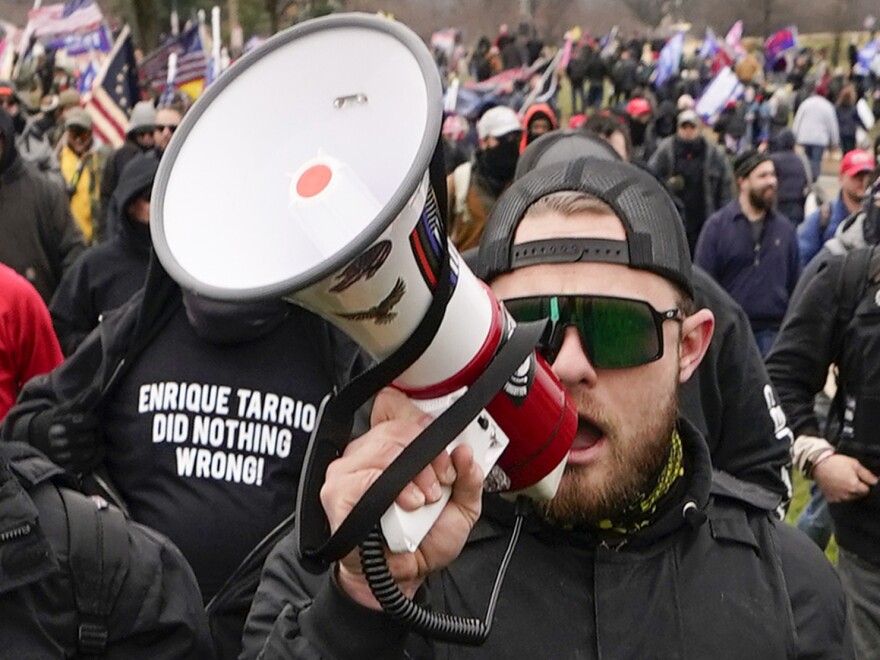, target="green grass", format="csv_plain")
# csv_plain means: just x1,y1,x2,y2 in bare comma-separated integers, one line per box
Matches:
785,472,839,564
